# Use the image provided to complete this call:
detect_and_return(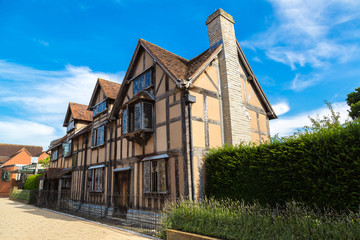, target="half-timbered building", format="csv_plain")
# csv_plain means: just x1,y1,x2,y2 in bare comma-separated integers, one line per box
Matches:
45,8,277,214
